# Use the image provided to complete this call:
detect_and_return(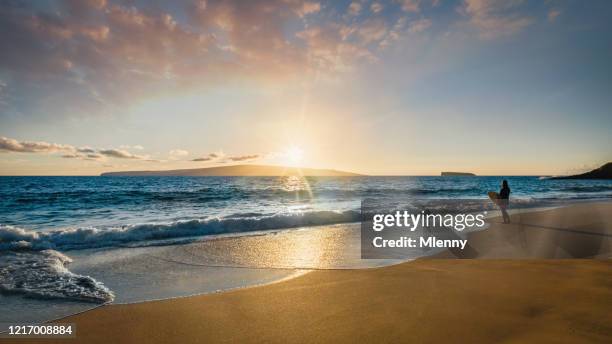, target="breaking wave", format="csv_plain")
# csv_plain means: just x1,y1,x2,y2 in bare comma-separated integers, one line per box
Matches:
0,210,361,252
556,185,612,193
